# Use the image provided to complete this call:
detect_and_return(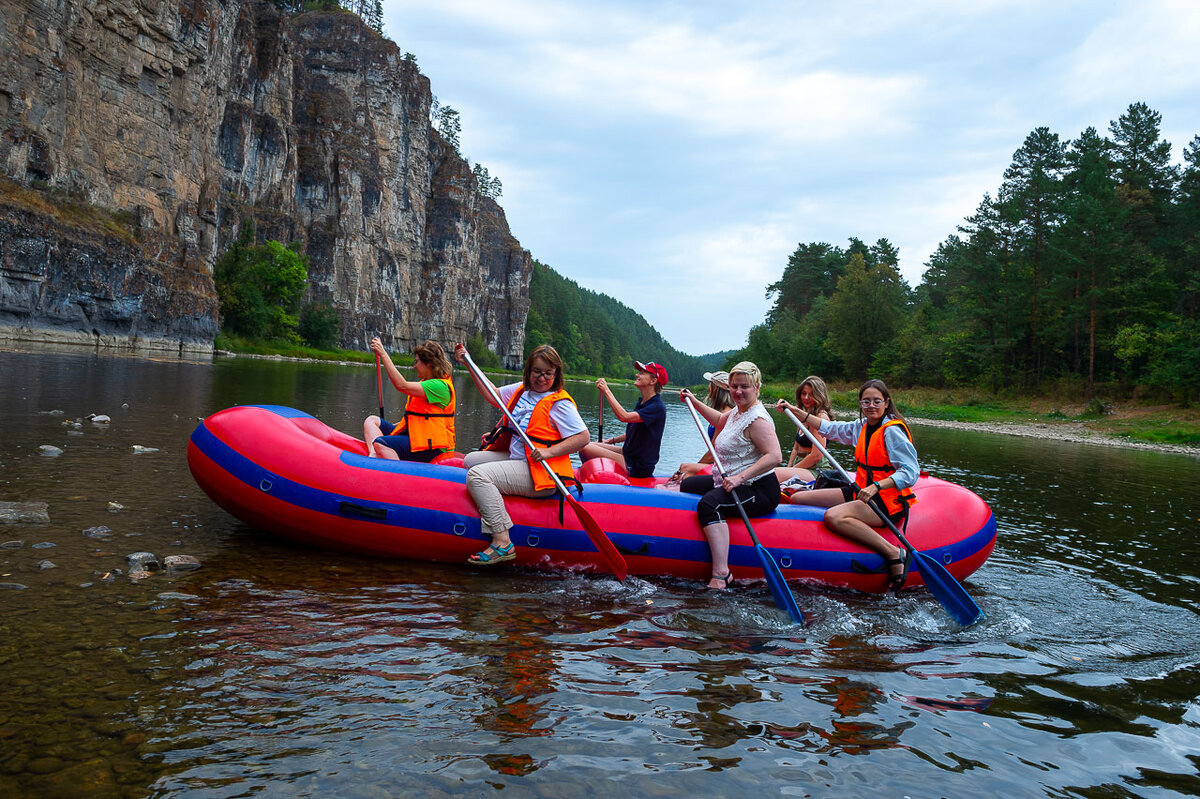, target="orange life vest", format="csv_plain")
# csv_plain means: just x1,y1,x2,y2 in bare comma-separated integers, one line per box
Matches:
395,377,455,452
854,419,918,515
486,387,577,491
